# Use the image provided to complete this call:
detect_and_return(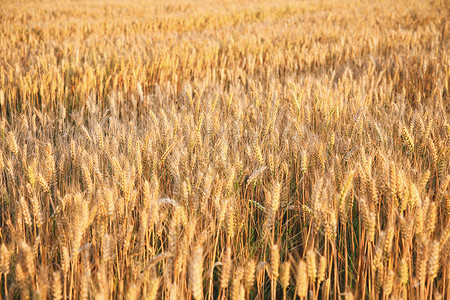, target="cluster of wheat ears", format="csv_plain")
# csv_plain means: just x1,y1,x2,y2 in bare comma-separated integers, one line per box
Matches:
0,0,449,299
